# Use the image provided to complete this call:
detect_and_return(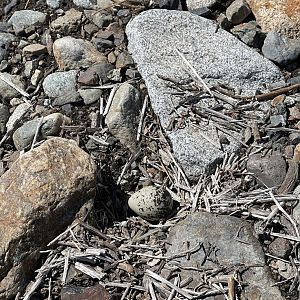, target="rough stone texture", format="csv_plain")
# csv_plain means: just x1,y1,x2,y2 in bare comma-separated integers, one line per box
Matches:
231,21,266,48
0,138,96,299
185,0,217,13
247,0,300,39
262,31,300,66
128,186,173,221
247,151,287,188
6,103,31,133
226,0,251,24
53,36,107,70
8,10,46,34
12,113,71,150
61,284,111,300
78,89,102,105
22,43,47,56
73,0,96,8
164,212,284,299
78,63,114,85
115,51,134,69
0,73,25,101
50,9,82,33
0,33,17,62
126,9,283,178
43,70,80,105
105,83,141,152
46,0,60,8
269,238,292,259
0,104,9,135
